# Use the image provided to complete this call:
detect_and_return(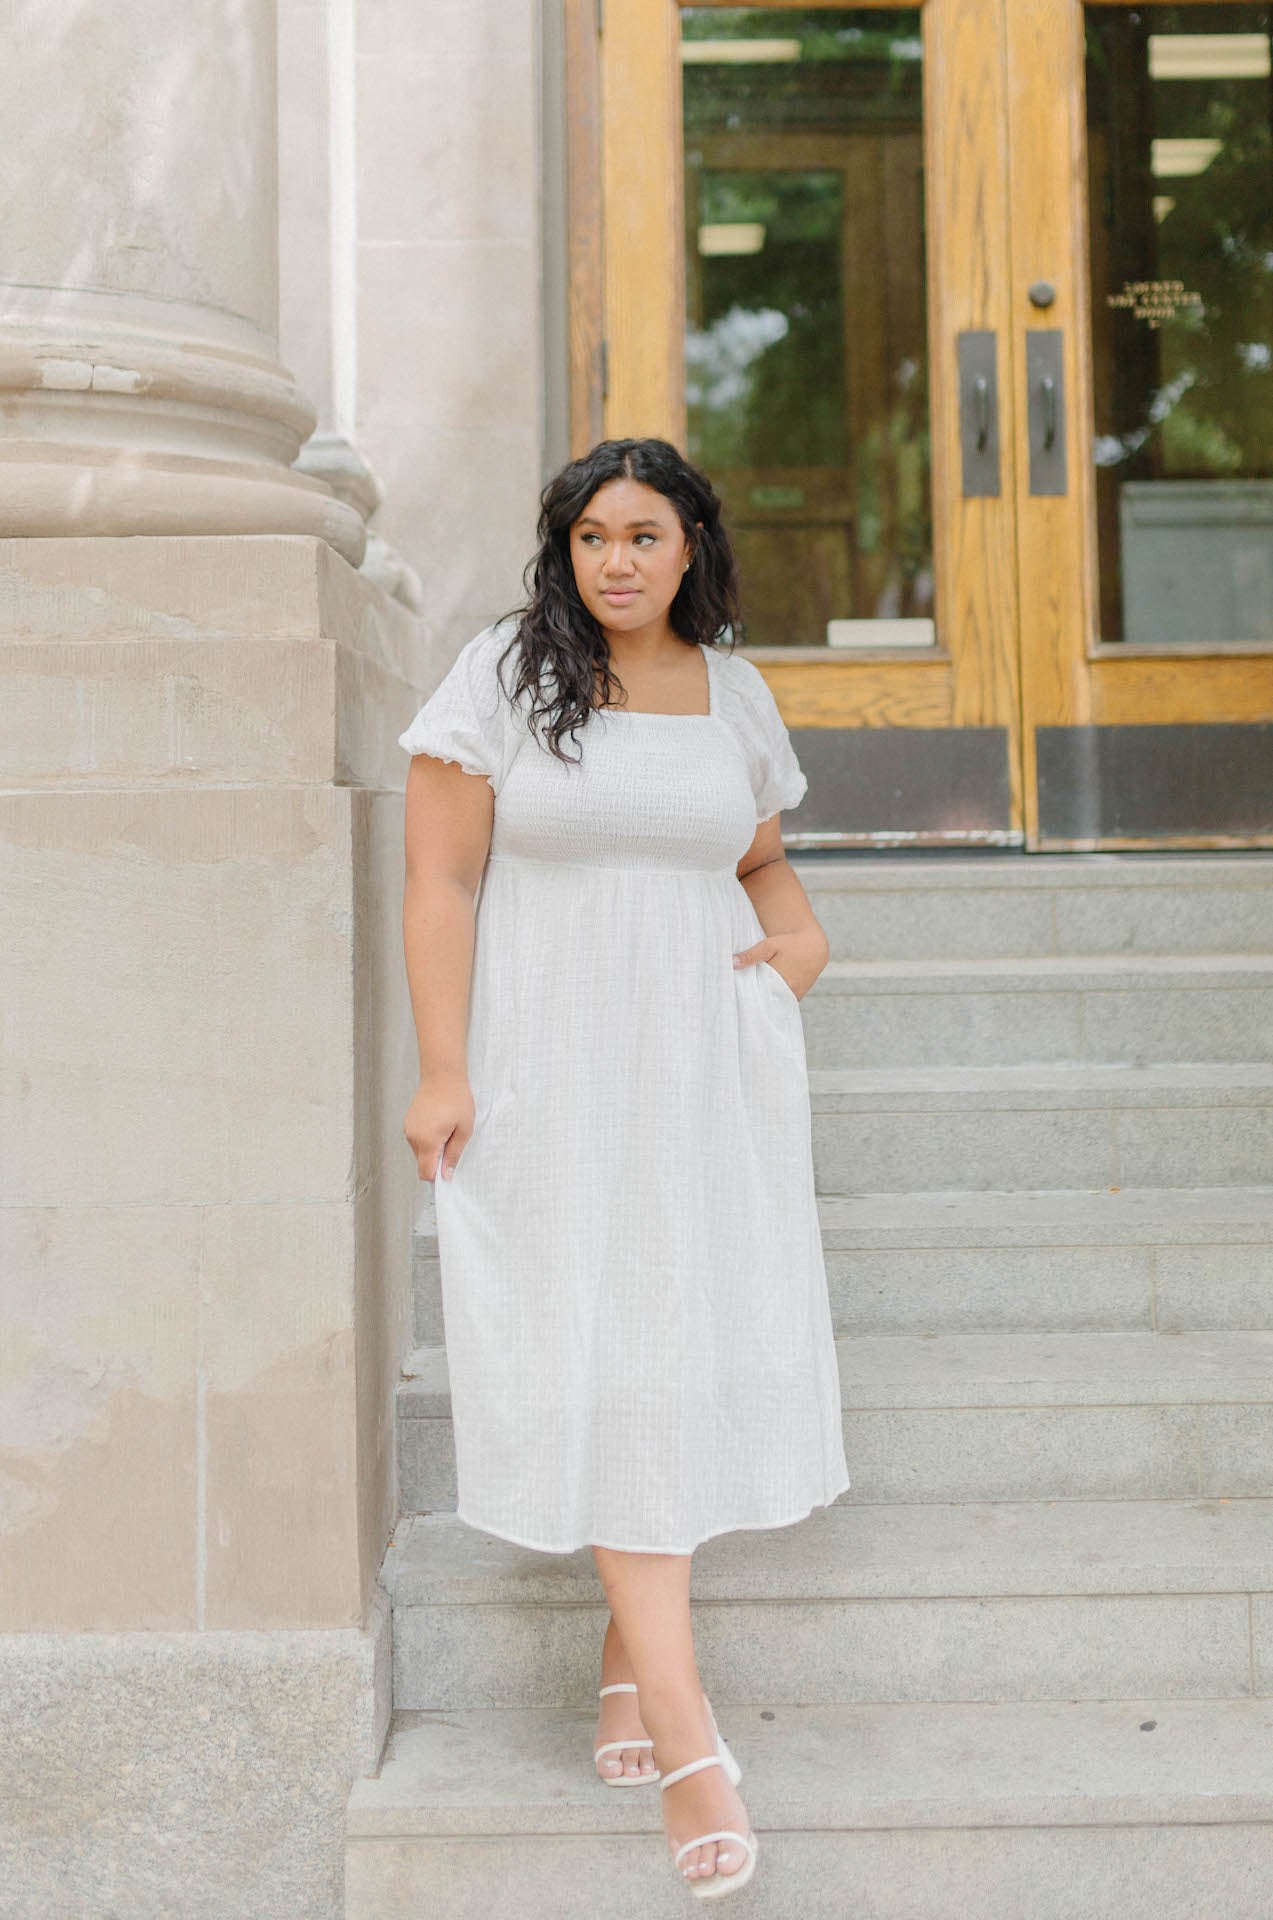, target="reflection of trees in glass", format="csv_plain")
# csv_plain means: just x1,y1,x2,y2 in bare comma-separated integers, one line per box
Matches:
1156,90,1273,475
687,170,848,469
1087,4,1273,479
